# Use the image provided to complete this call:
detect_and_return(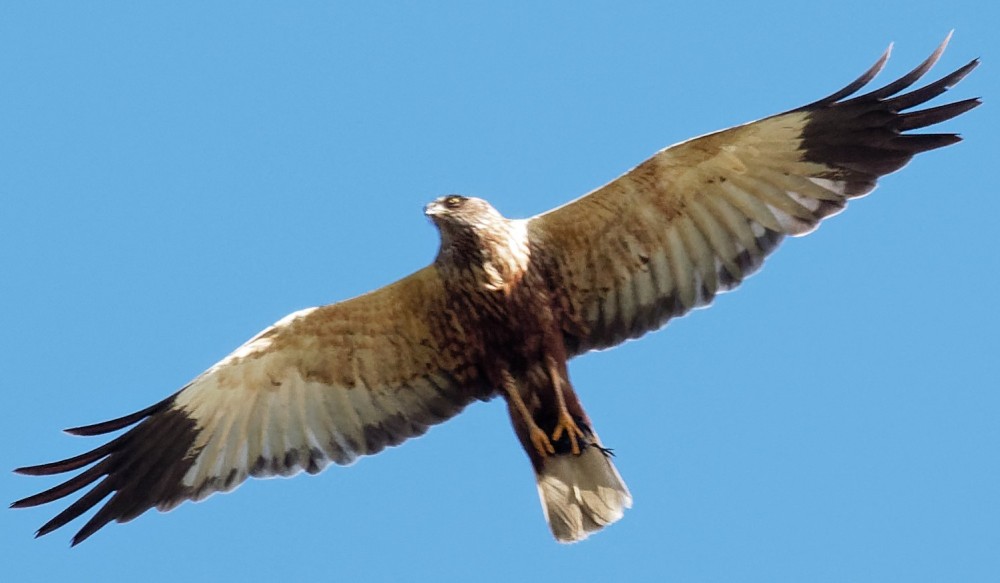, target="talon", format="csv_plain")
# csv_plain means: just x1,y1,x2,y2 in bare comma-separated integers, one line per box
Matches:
529,425,556,458
551,413,586,455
